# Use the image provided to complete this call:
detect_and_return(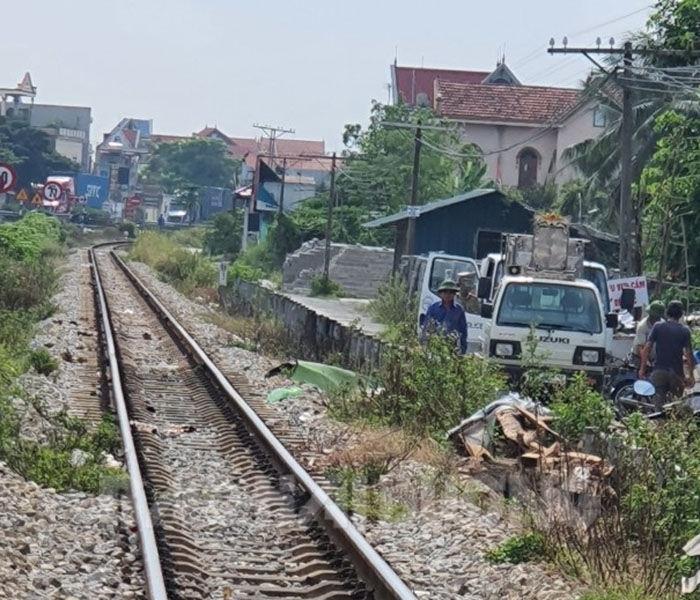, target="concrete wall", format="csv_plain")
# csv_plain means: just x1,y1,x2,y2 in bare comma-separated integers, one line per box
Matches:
54,137,83,165
220,281,385,371
30,104,92,170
